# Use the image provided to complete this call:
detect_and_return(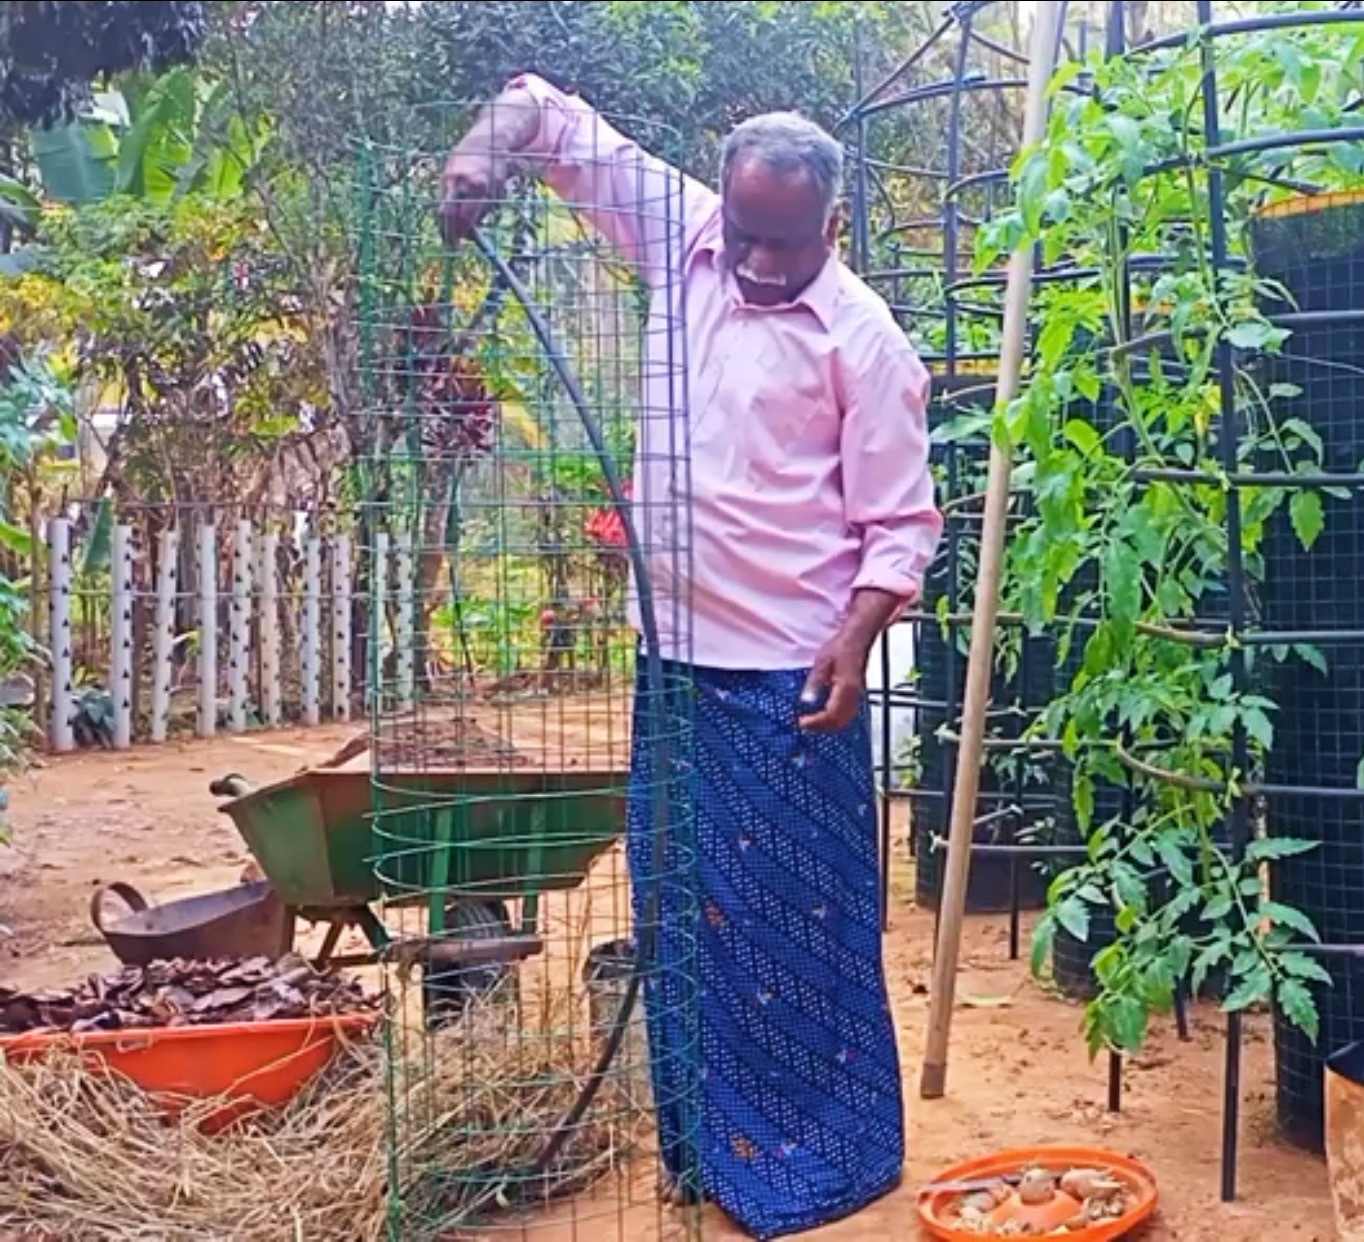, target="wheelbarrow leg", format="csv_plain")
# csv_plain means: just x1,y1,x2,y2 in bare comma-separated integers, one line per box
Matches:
313,921,344,969
356,905,389,950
